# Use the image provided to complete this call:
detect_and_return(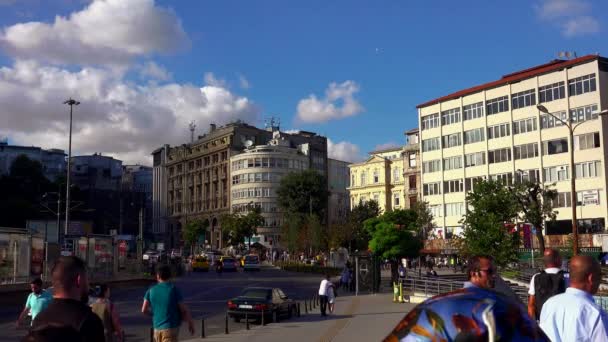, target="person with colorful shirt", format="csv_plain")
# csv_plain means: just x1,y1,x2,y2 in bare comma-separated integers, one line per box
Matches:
16,278,52,327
